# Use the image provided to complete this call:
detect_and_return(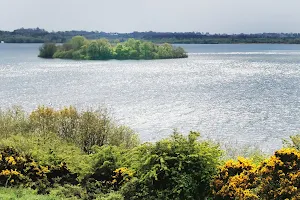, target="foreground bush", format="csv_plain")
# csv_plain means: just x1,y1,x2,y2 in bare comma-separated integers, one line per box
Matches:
0,147,48,188
0,134,91,180
121,131,222,200
0,146,78,194
211,157,258,199
212,148,300,200
258,148,300,199
82,146,134,198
